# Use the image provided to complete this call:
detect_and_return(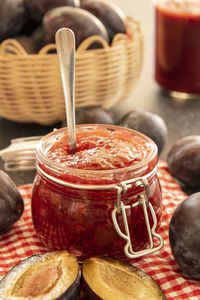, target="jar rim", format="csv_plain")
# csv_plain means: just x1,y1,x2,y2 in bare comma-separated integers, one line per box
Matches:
36,124,158,176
